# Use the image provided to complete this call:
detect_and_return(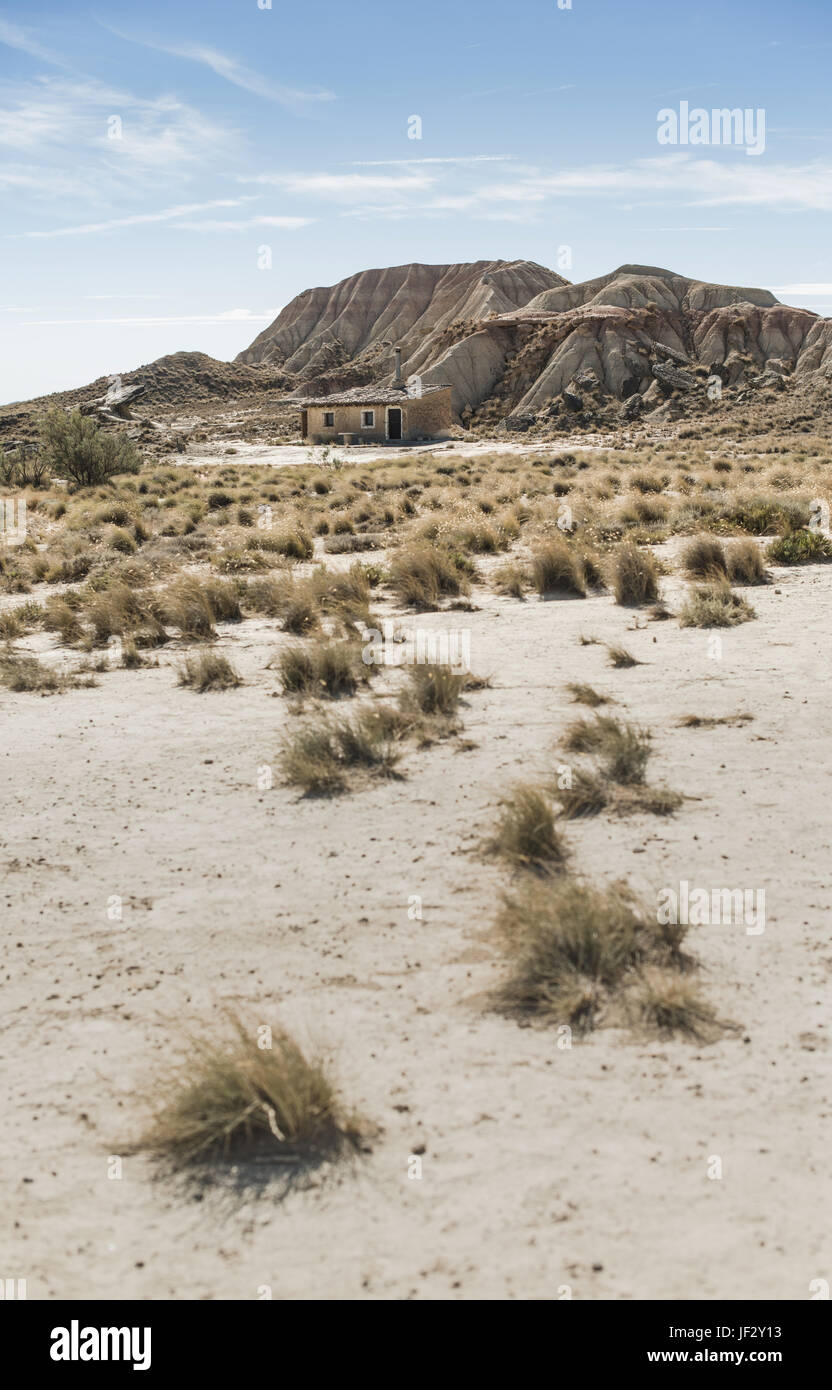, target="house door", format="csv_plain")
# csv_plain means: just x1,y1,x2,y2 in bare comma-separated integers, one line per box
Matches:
387,407,402,440
300,409,308,439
